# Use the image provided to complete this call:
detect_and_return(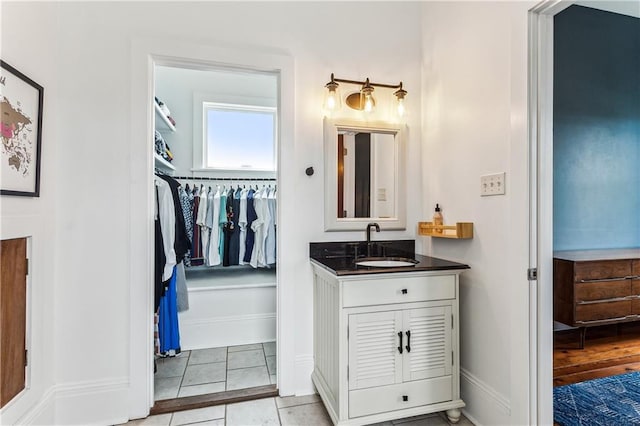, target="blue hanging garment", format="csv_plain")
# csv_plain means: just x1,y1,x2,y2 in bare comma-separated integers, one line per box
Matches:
158,266,181,355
